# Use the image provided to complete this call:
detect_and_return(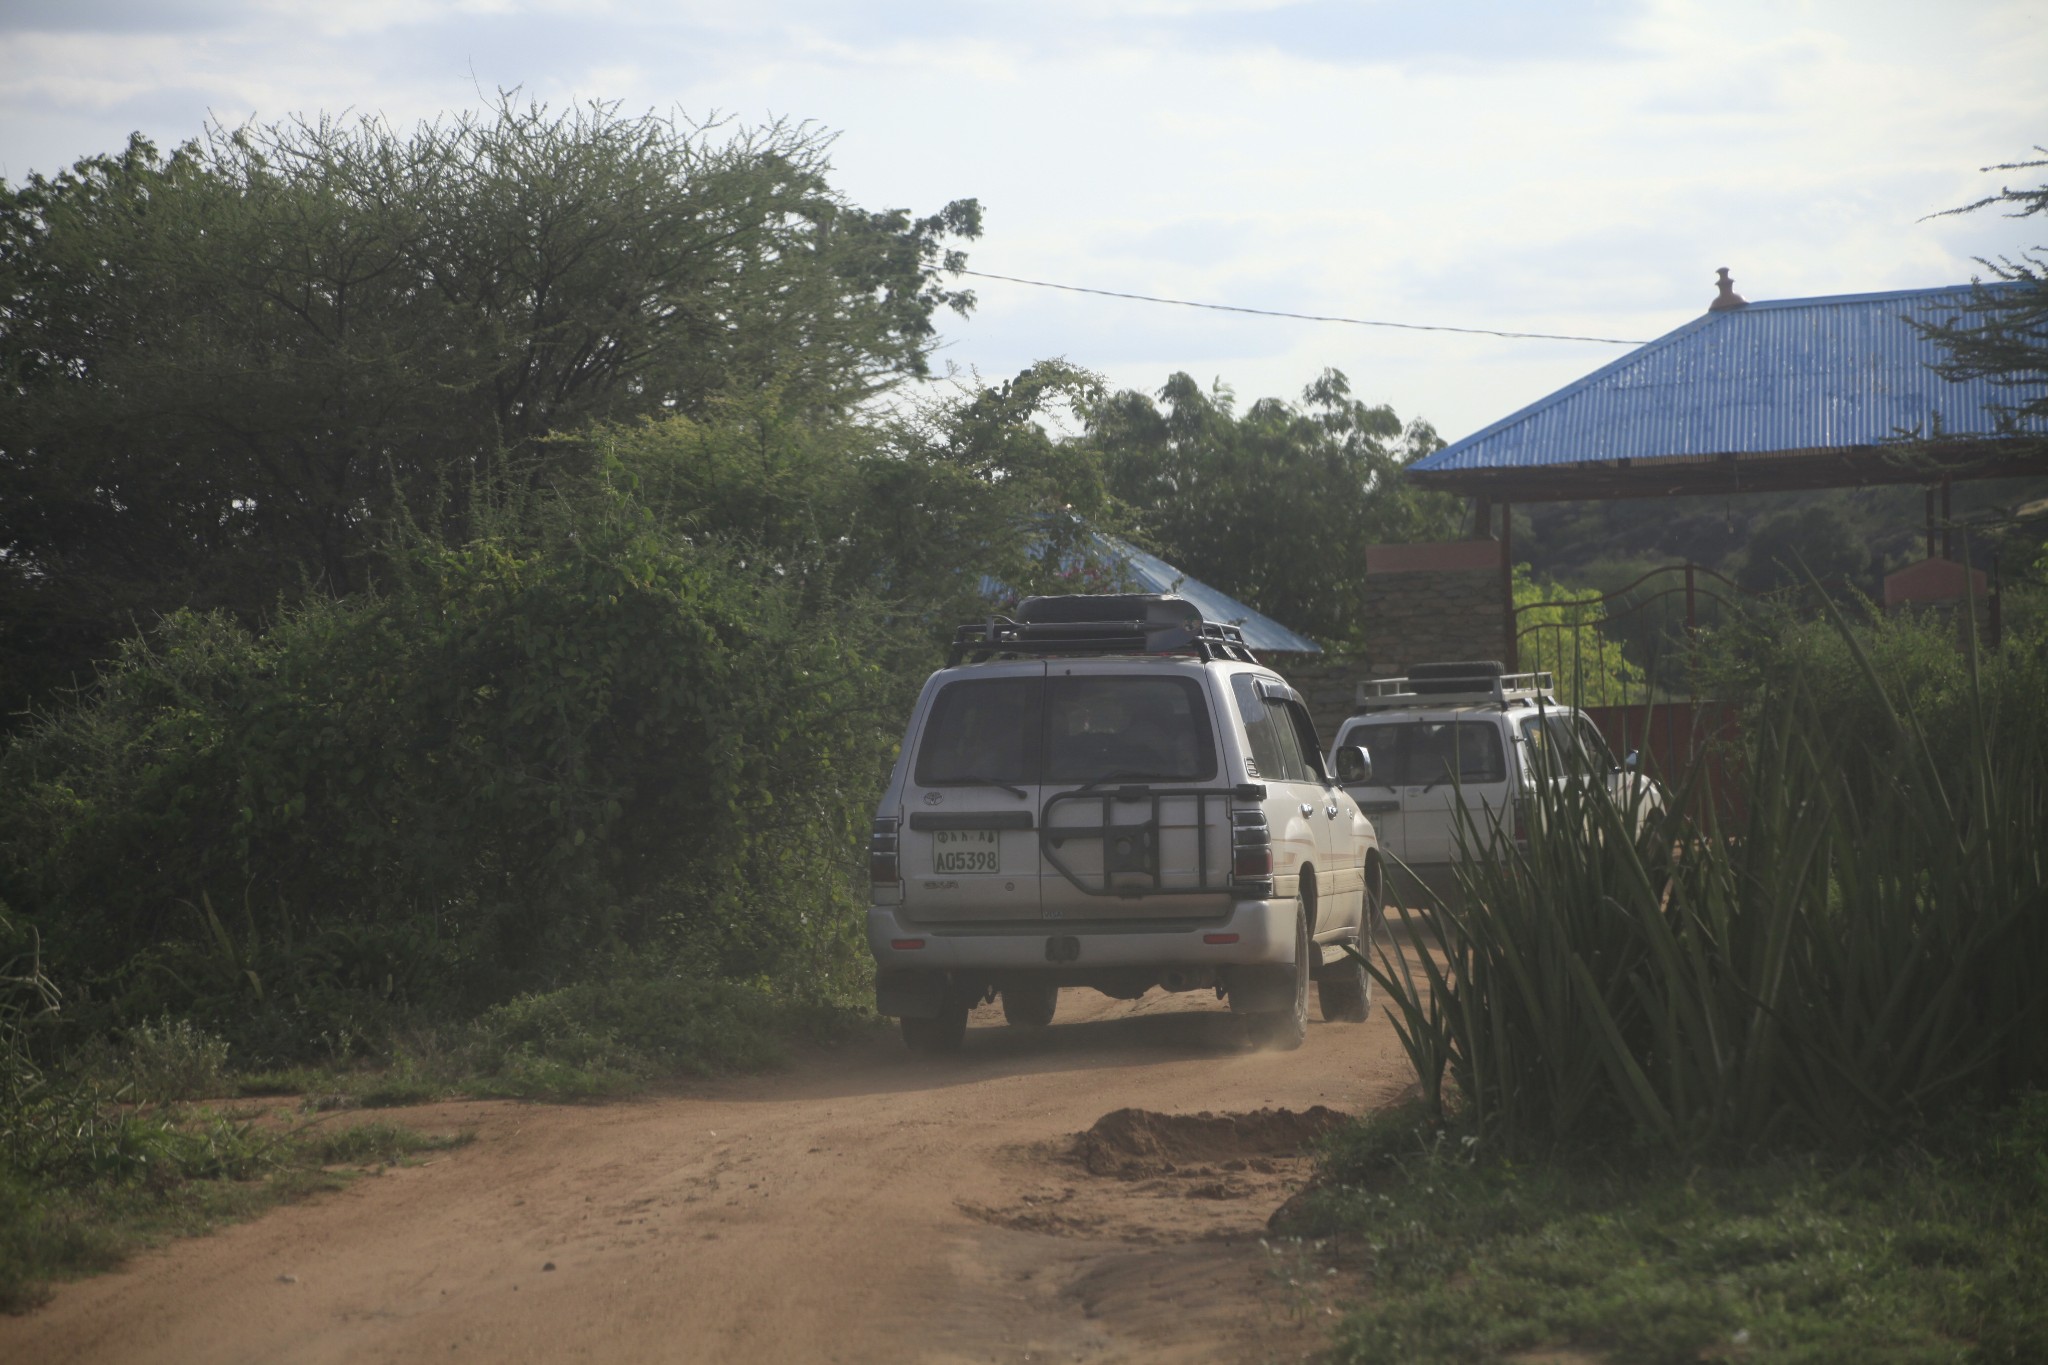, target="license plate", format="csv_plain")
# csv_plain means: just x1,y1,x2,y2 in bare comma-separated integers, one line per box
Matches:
932,829,1000,873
